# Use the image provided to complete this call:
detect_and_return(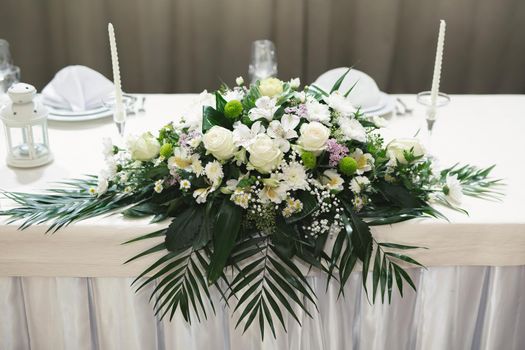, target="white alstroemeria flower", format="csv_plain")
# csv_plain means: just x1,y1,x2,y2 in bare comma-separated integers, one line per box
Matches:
350,148,374,175
289,78,300,89
223,89,245,102
249,96,279,122
321,170,344,192
204,160,224,186
280,161,308,191
193,186,212,204
168,147,192,172
267,114,300,152
233,121,266,148
325,91,356,116
259,176,289,204
350,176,371,194
305,98,331,124
338,116,367,143
444,174,463,205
